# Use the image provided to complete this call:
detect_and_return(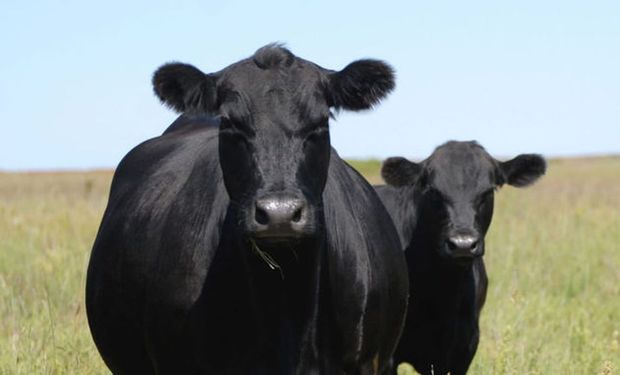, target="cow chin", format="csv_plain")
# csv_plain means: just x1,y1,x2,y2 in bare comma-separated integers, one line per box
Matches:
250,228,317,249
247,223,320,270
